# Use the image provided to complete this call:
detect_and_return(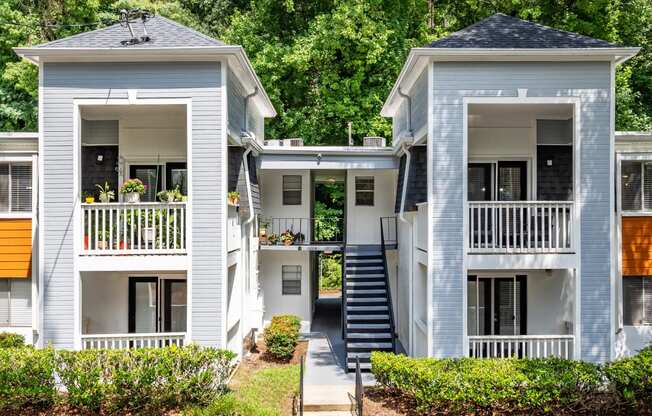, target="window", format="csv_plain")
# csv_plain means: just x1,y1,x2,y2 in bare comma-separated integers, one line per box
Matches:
0,279,31,327
282,175,302,205
0,163,32,213
620,161,652,211
623,277,652,326
282,265,301,295
355,176,374,206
